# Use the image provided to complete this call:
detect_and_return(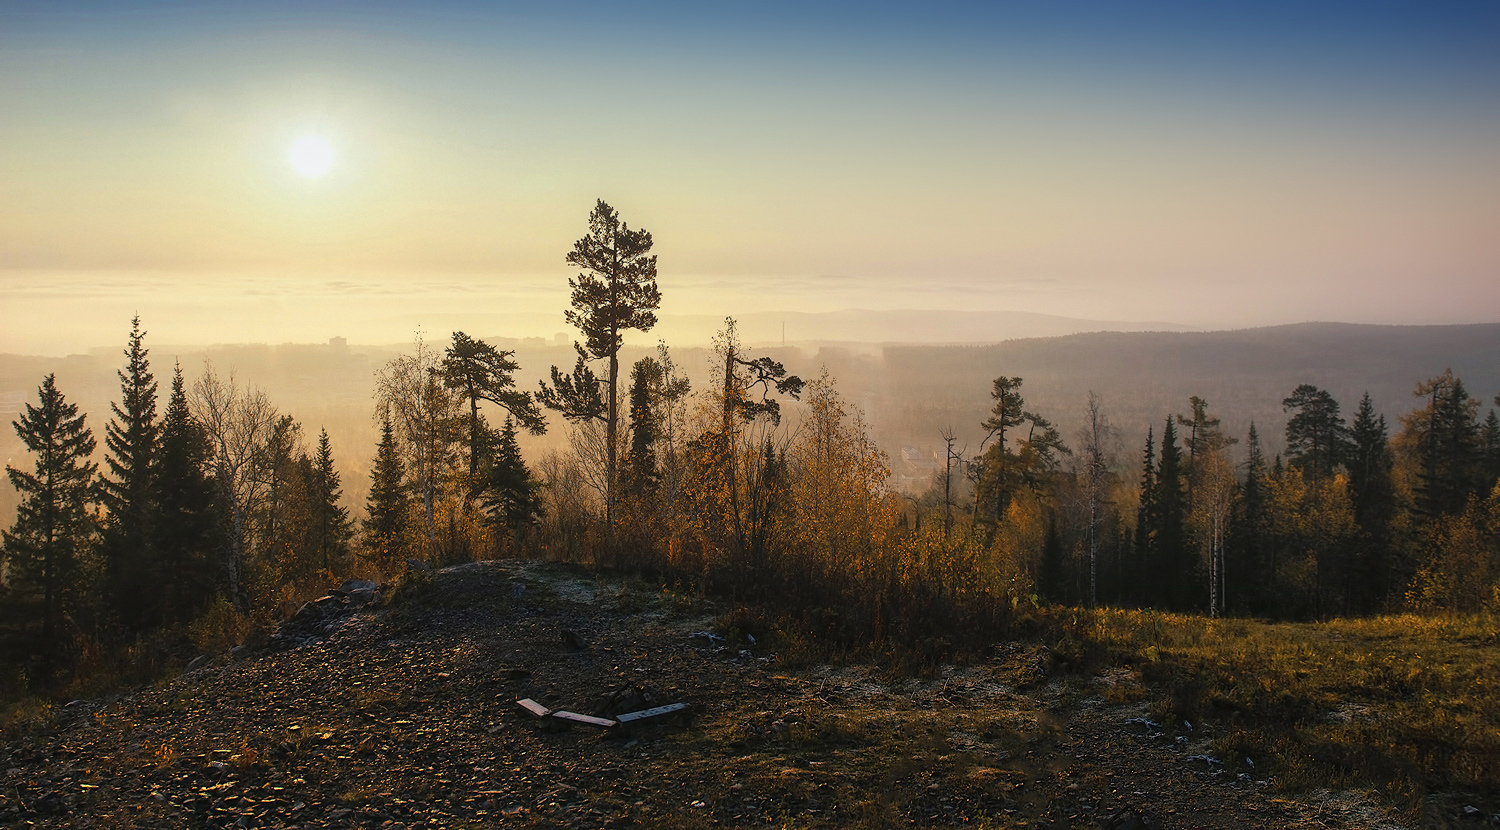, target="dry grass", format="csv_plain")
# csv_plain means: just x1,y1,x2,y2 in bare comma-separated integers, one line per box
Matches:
1048,608,1500,820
